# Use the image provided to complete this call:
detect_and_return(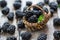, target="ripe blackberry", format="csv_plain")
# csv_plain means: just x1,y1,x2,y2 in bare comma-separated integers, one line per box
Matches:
21,32,32,40
26,1,32,6
0,0,7,8
44,0,49,4
2,22,10,33
7,12,14,21
7,36,17,40
53,18,60,26
13,2,21,10
15,0,22,3
37,2,45,8
53,31,60,40
25,10,33,20
7,25,16,34
28,15,38,23
49,2,58,12
17,21,25,29
37,33,47,40
15,10,25,19
1,7,10,15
